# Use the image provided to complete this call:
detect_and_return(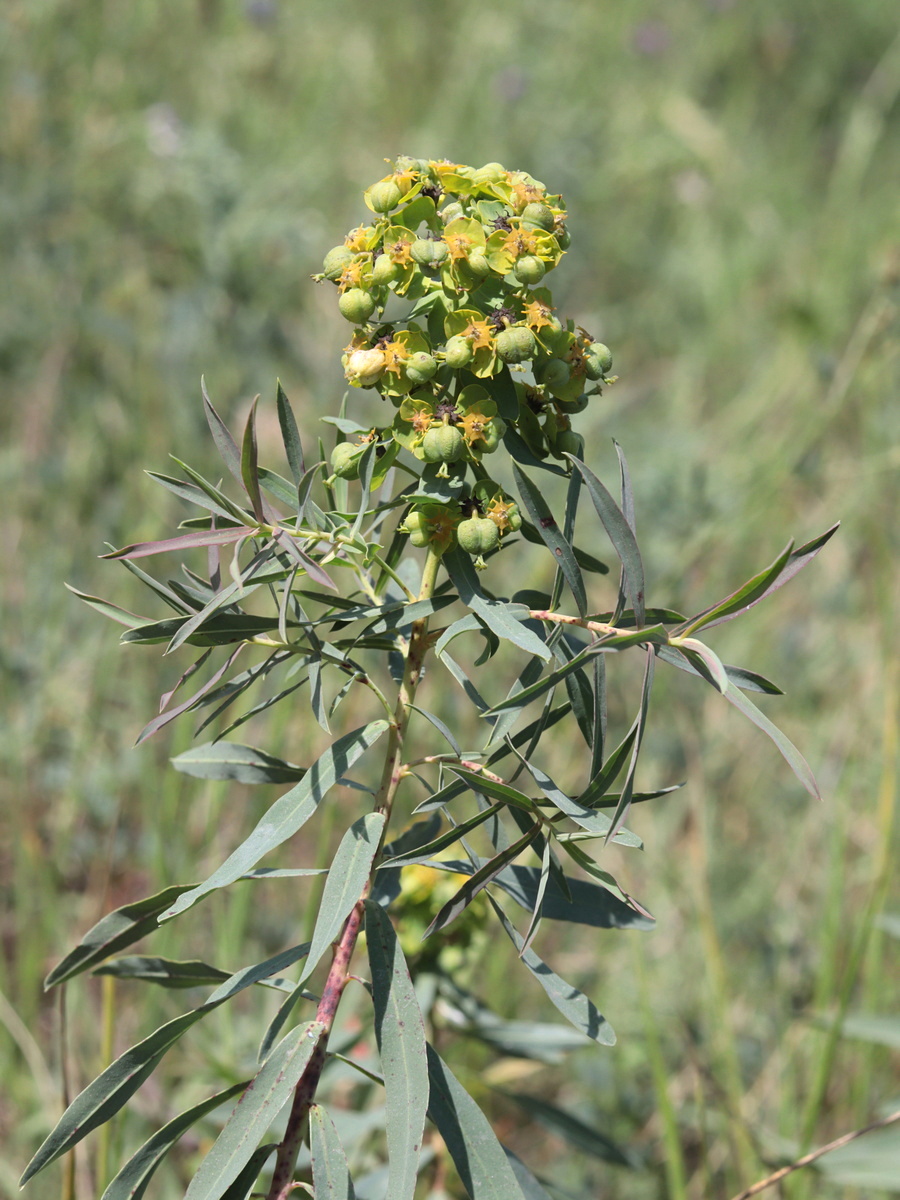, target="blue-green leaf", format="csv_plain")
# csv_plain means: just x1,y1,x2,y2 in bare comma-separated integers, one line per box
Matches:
183,1022,326,1200
259,813,385,1062
276,380,305,485
99,1082,249,1200
568,456,645,627
309,1105,357,1200
93,957,229,989
171,741,306,784
365,902,428,1200
426,1047,531,1200
487,896,616,1045
513,464,587,617
163,722,389,920
444,549,551,661
45,884,196,988
304,813,385,985
424,825,540,939
723,681,820,798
